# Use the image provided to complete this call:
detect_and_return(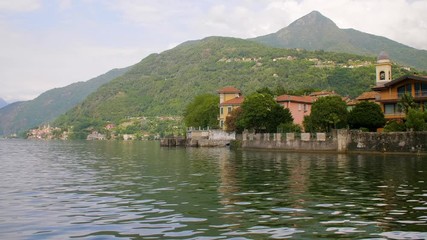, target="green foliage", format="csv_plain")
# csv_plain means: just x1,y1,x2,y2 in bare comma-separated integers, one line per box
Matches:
225,107,244,133
348,101,385,131
256,87,275,96
277,122,302,133
240,93,293,132
405,108,427,131
398,93,418,115
306,96,348,132
52,37,421,133
183,94,219,128
251,11,427,71
0,68,128,136
266,104,293,132
383,120,406,132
